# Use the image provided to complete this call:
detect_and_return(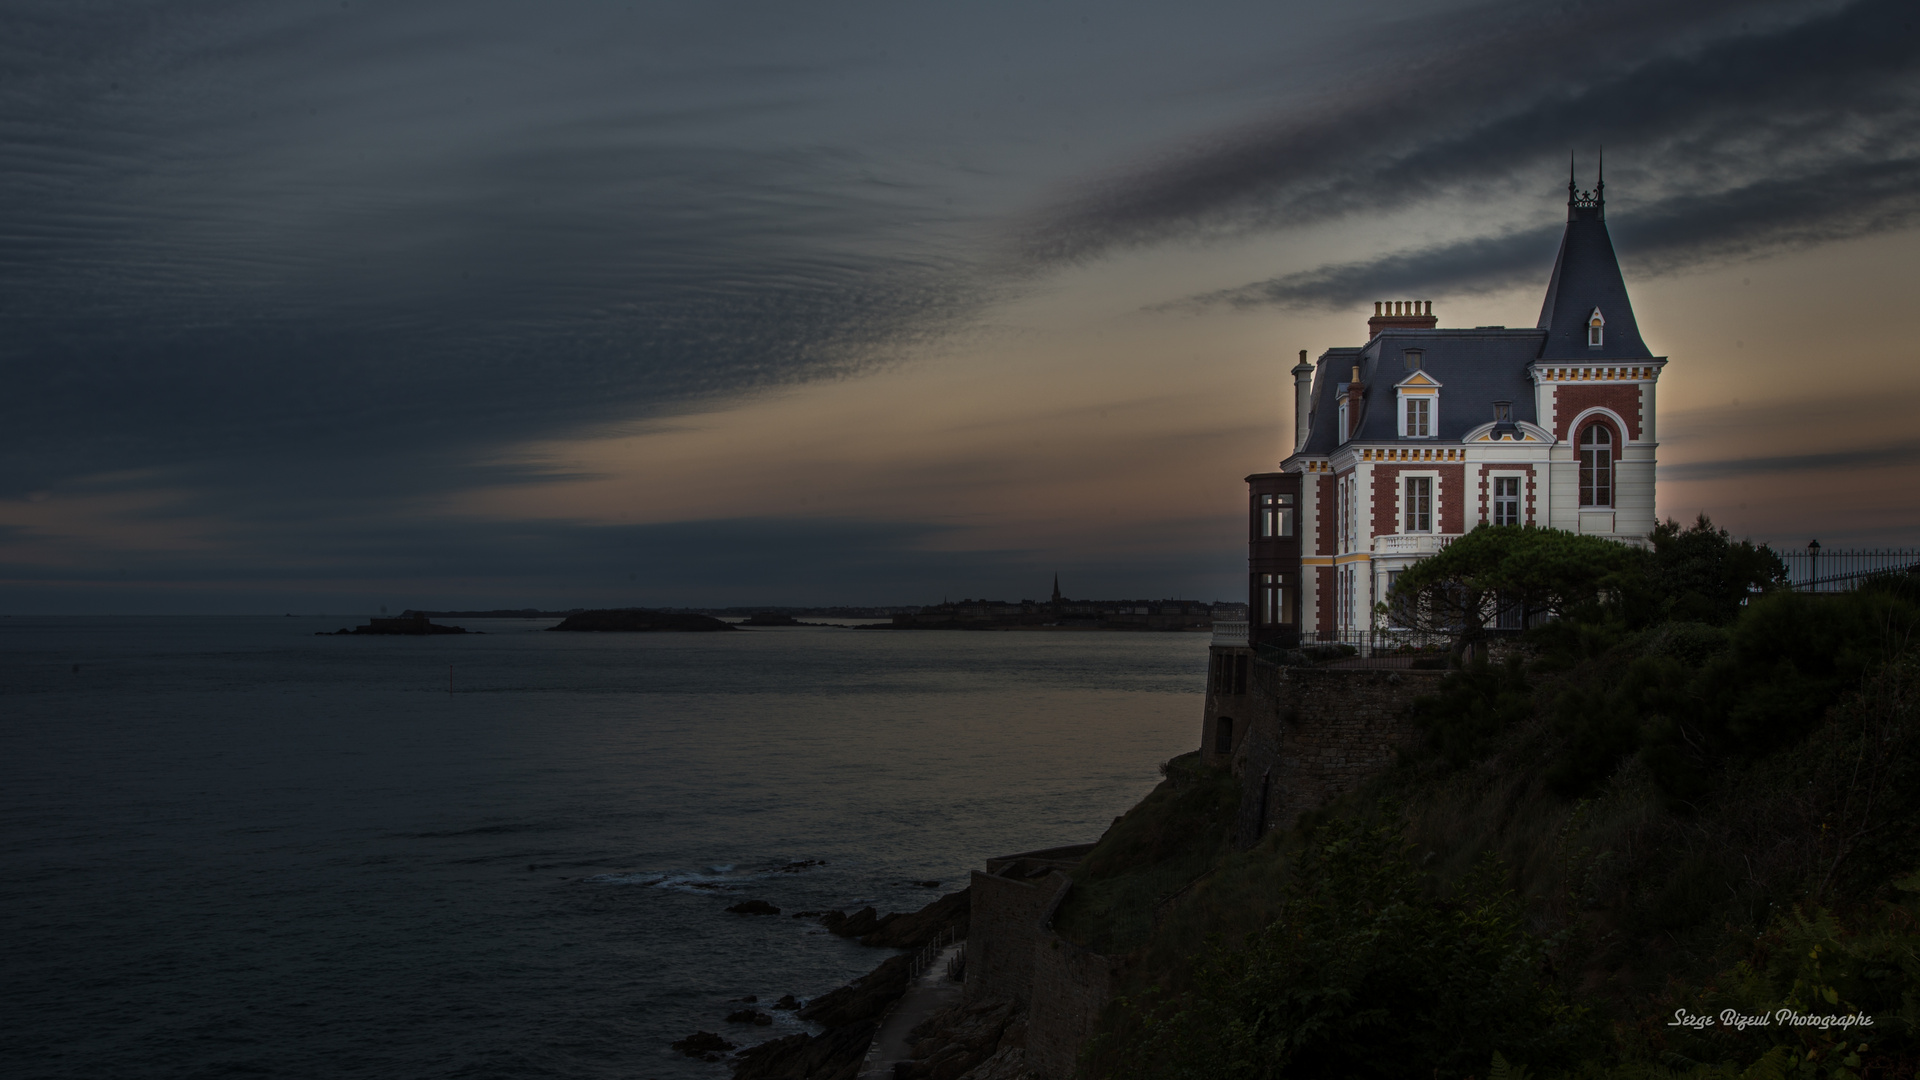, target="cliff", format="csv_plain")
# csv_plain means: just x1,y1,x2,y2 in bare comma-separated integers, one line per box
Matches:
1072,575,1920,1080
